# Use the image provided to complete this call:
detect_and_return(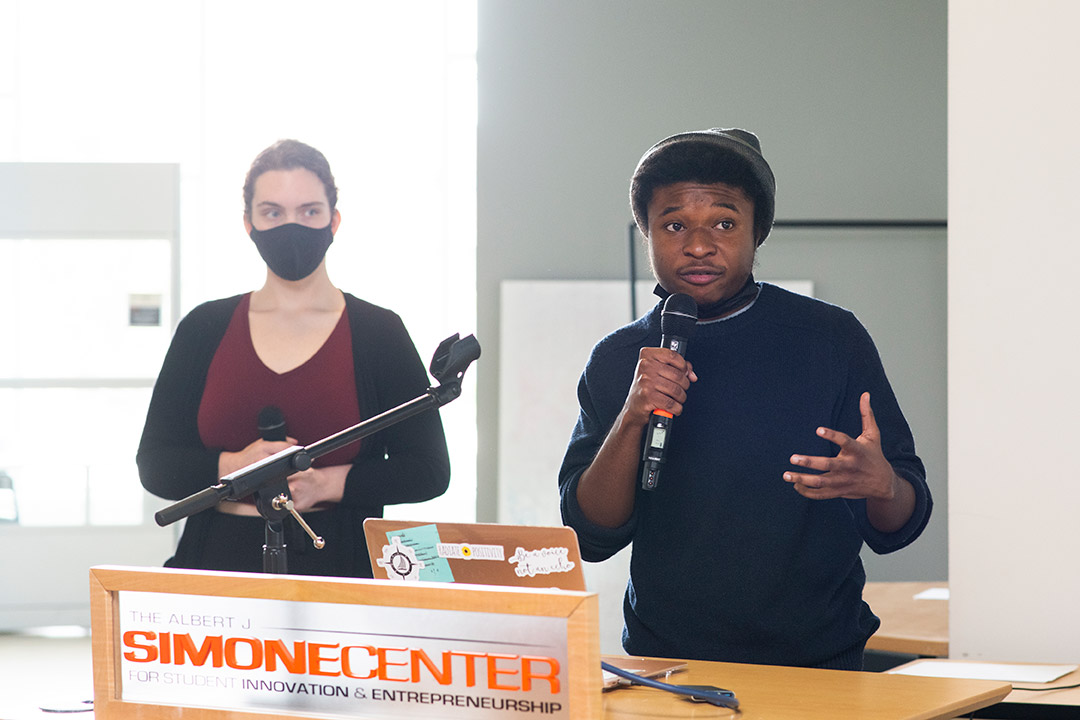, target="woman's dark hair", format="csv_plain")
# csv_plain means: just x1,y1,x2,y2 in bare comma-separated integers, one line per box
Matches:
243,139,338,218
